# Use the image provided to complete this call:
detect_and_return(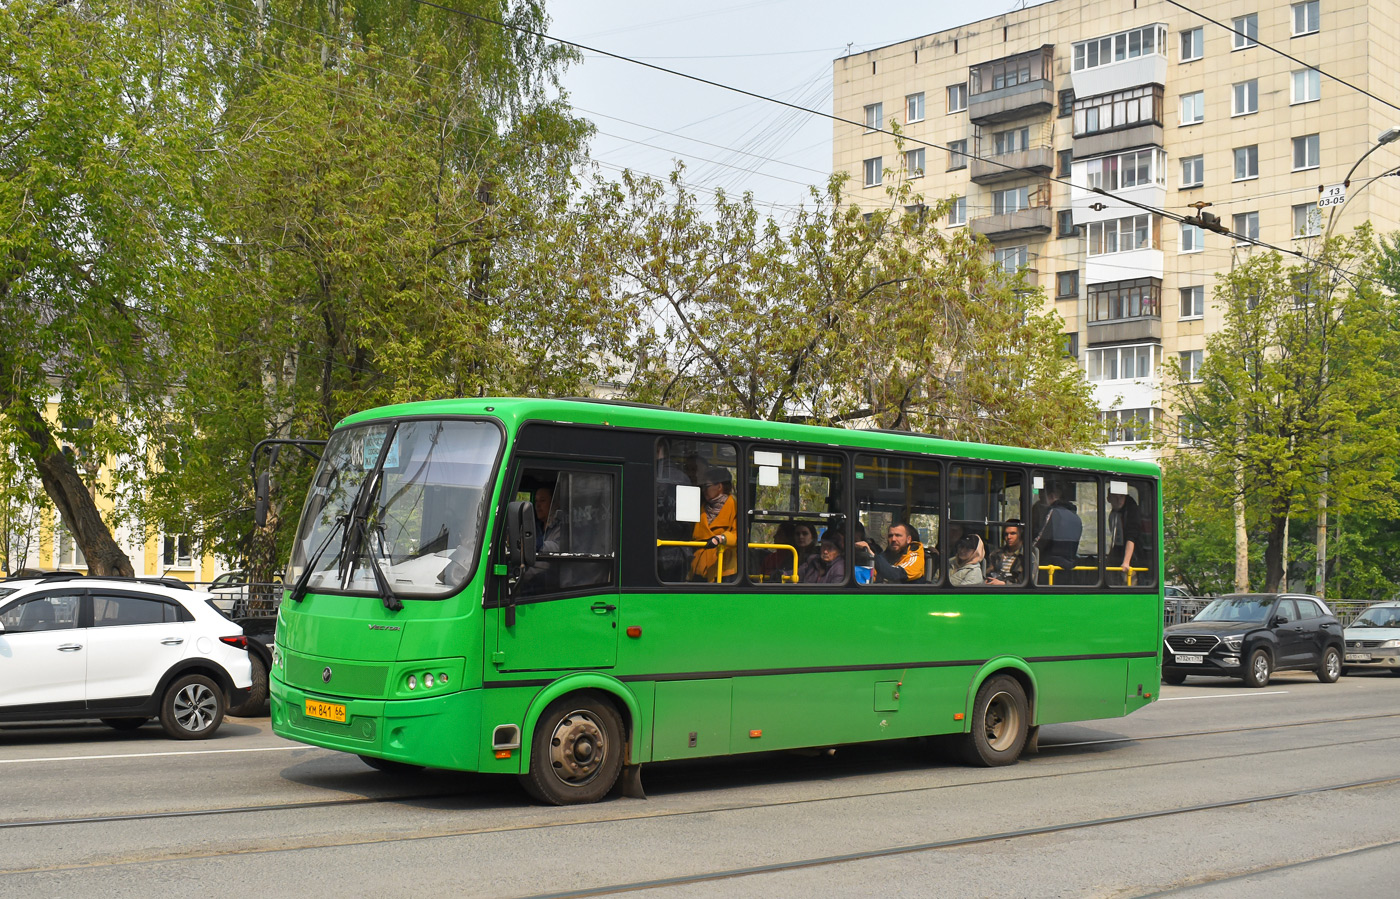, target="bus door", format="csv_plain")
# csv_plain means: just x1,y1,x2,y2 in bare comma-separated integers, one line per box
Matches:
493,461,621,672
